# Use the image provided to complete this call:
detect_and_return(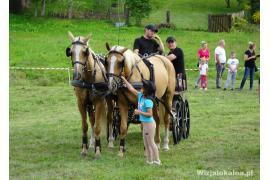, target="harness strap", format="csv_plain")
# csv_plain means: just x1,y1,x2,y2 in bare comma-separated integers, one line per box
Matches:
91,52,108,83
